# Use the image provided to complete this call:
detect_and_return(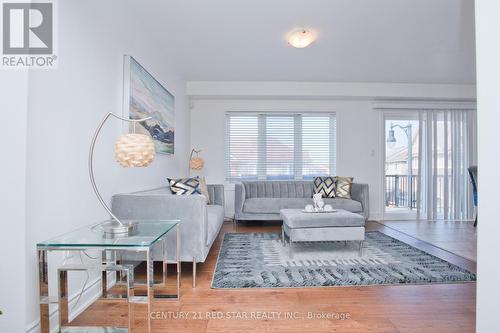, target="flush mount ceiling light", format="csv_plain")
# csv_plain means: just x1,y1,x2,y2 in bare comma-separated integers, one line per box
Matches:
287,29,316,48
